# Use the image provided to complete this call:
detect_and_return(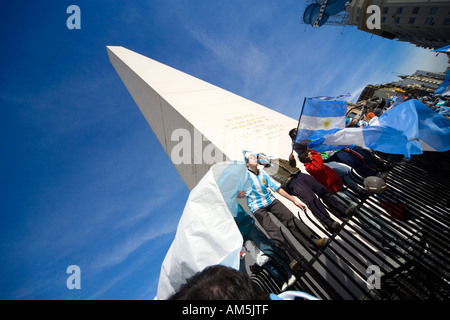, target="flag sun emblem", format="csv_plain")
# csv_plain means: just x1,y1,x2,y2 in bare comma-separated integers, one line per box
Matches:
322,119,331,129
